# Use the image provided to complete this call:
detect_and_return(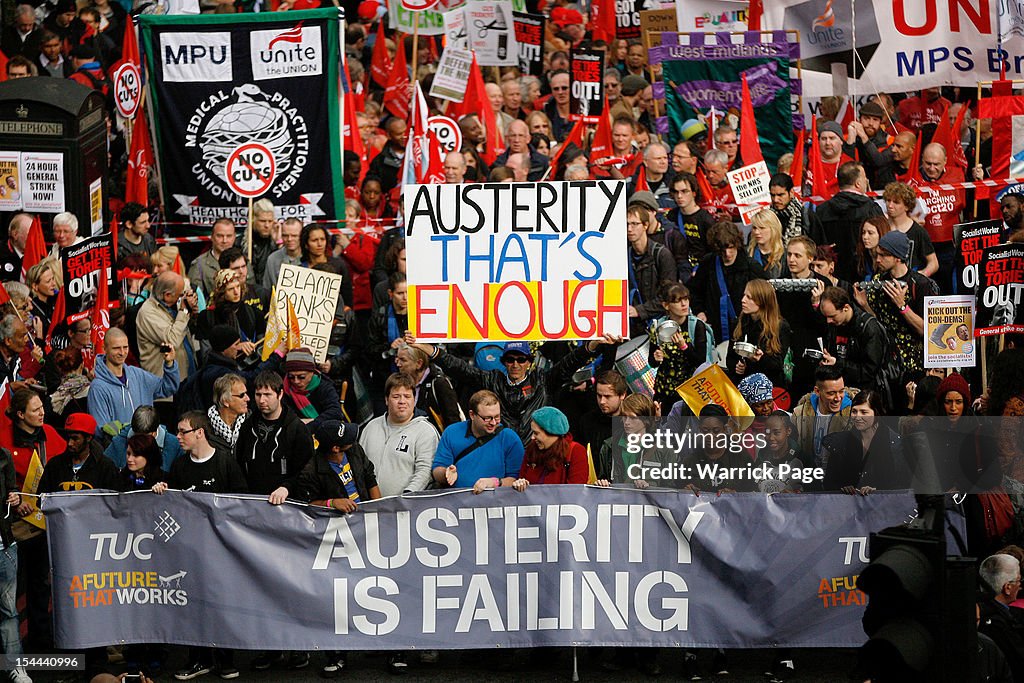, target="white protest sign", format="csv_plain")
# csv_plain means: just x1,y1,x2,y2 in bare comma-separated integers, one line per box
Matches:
225,143,276,198
429,47,472,102
727,161,771,225
467,1,518,66
275,263,344,363
0,152,21,212
924,295,976,369
21,151,64,213
404,180,629,342
113,63,141,119
427,116,462,154
443,7,468,49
